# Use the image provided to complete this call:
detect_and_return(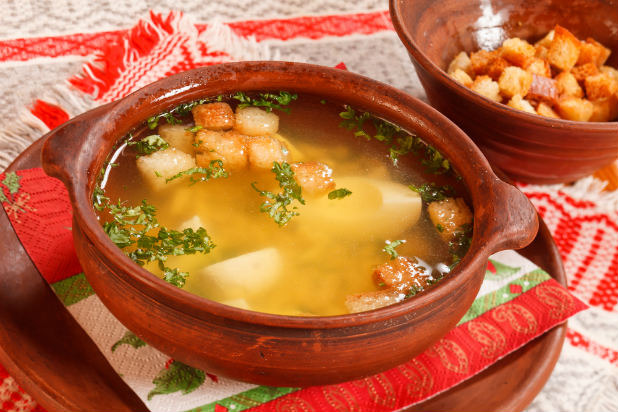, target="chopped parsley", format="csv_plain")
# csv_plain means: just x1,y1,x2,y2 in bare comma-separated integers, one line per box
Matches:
147,98,214,129
128,135,169,156
165,160,228,184
328,188,352,199
233,91,298,113
449,223,473,268
409,183,454,202
436,223,444,232
382,239,406,260
185,125,203,133
405,285,420,299
252,161,305,226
